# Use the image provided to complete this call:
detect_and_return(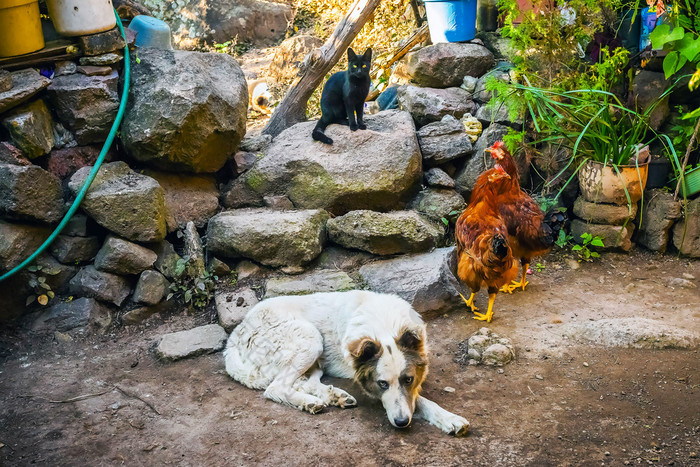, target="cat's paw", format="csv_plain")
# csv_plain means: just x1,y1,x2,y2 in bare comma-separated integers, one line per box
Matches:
350,123,359,131
358,123,367,130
